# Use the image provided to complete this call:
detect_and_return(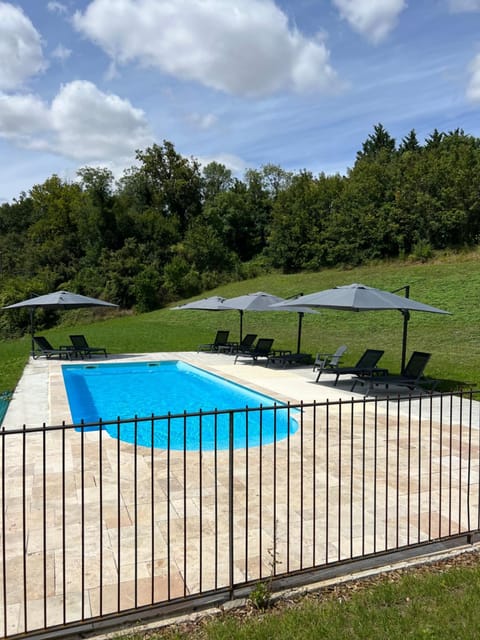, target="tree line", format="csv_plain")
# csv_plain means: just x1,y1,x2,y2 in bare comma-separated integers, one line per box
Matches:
1,124,479,337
